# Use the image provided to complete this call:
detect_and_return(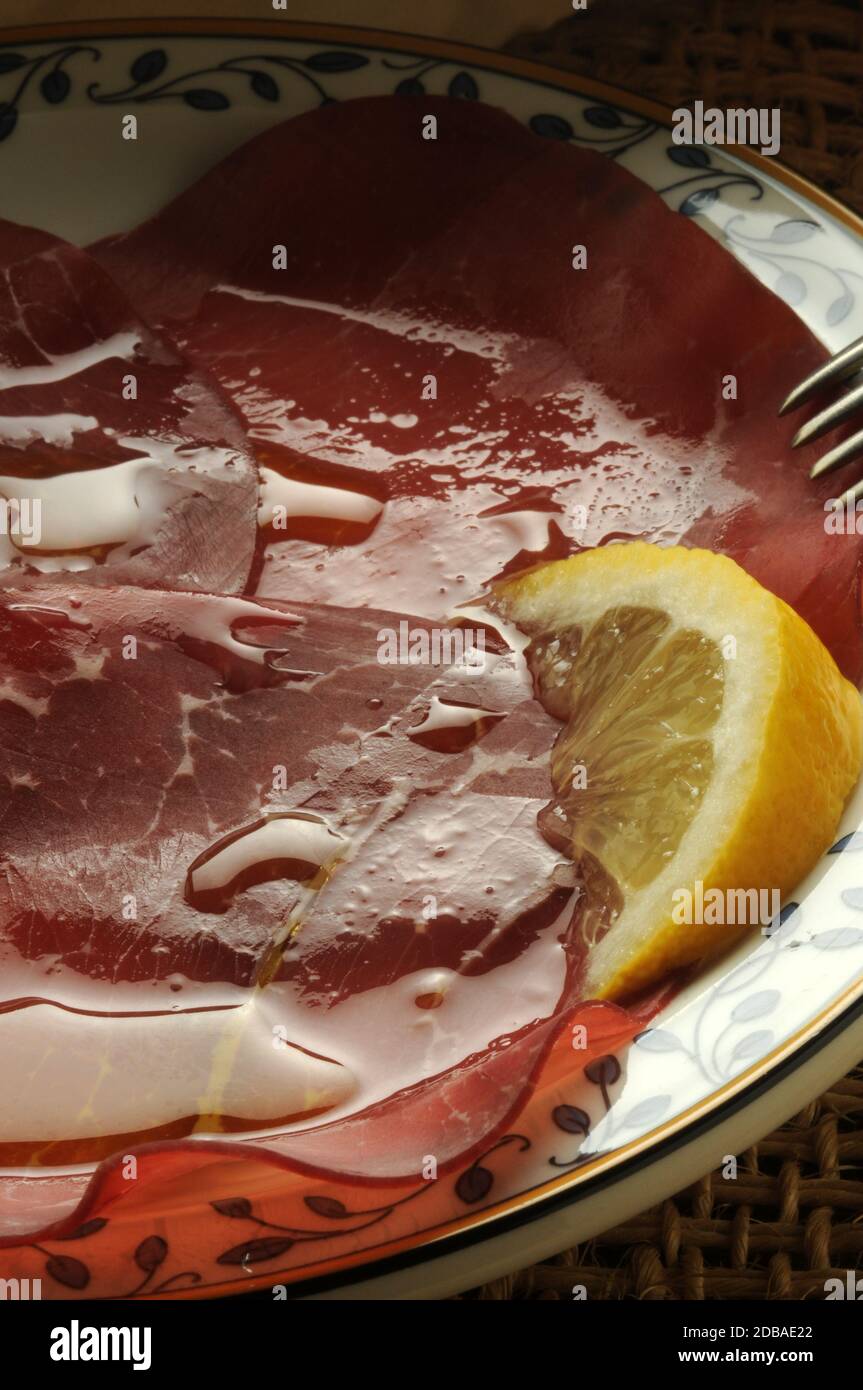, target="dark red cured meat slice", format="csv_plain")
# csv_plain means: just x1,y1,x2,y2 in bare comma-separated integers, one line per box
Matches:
91,97,544,325
0,579,658,1179
0,219,257,592
361,140,862,677
90,96,862,680
0,584,534,993
0,987,659,1246
251,989,670,1182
